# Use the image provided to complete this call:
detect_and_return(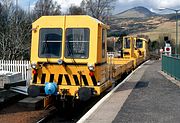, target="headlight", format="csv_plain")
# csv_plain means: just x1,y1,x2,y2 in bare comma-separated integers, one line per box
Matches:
31,62,37,69
97,81,101,86
88,64,95,71
57,59,63,65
